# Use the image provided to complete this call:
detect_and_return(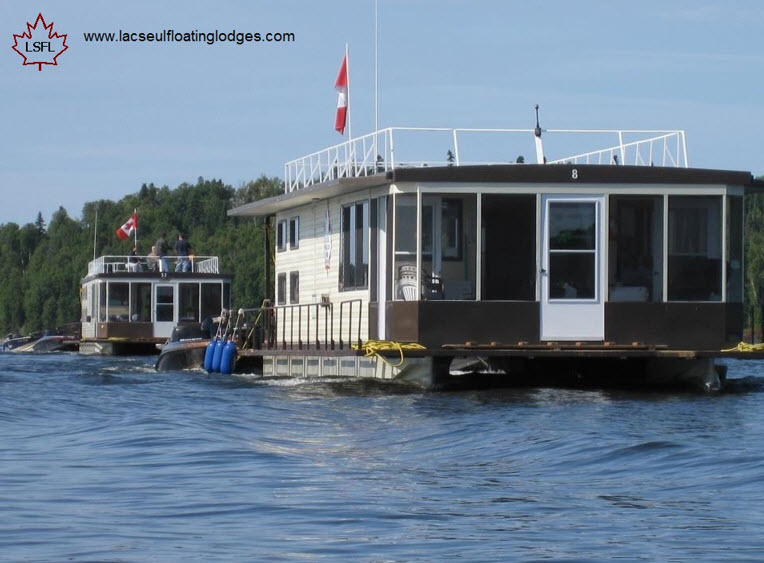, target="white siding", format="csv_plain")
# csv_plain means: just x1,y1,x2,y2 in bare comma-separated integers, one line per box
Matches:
273,189,384,346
